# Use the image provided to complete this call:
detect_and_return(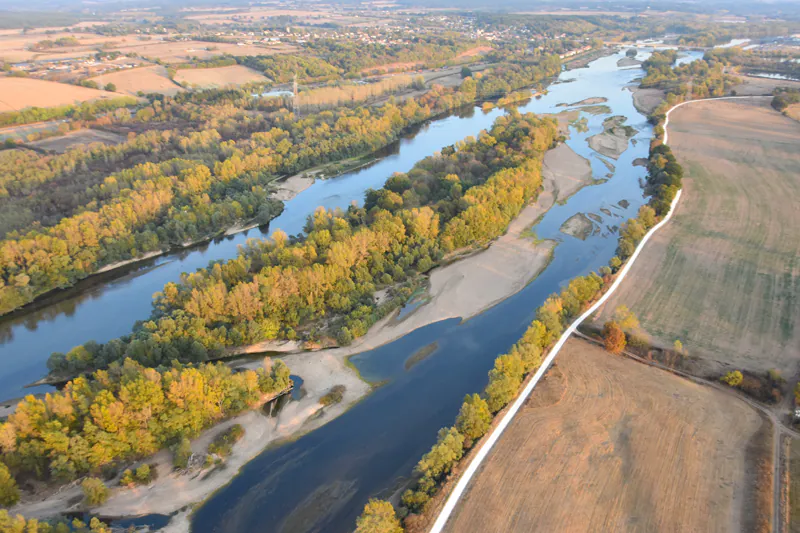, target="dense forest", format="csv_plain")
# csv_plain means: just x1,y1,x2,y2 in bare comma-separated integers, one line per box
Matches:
641,50,741,100
705,47,800,79
0,97,138,128
0,358,291,493
46,111,558,377
0,55,562,317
